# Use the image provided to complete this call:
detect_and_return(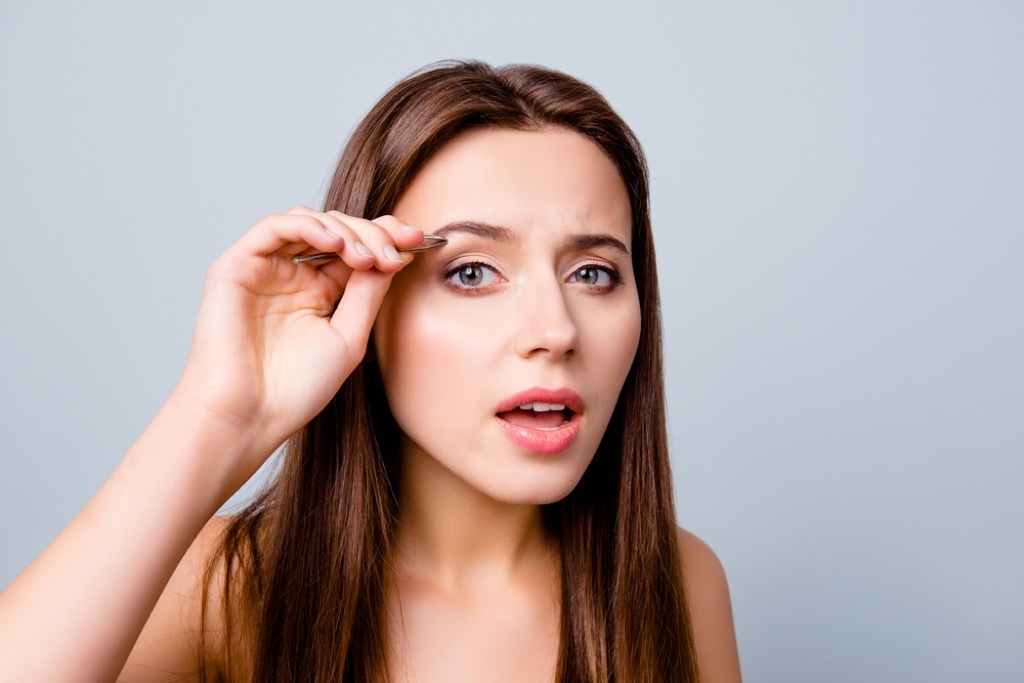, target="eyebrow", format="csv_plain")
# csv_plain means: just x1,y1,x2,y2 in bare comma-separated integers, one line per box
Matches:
567,233,631,257
433,221,520,245
433,220,631,256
